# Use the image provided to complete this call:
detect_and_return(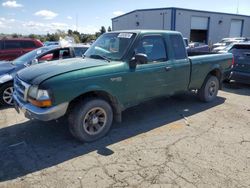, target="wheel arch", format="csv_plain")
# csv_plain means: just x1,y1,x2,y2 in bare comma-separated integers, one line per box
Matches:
67,90,123,123
208,68,222,89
